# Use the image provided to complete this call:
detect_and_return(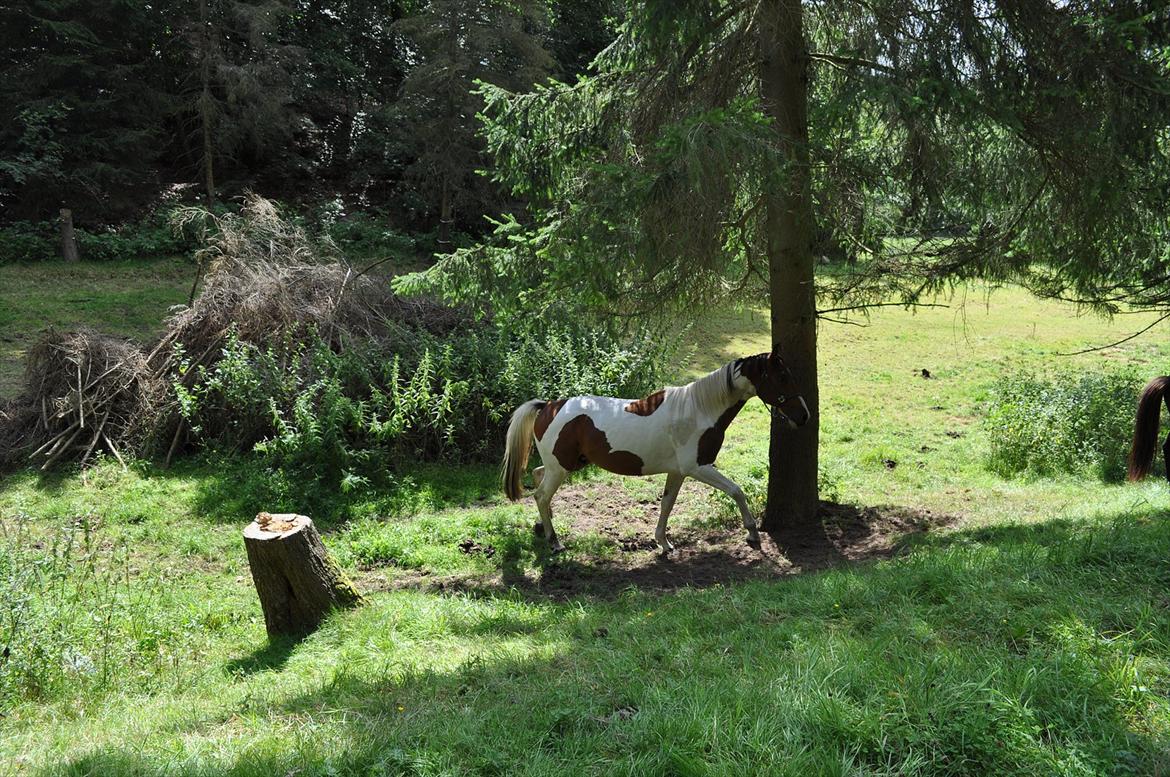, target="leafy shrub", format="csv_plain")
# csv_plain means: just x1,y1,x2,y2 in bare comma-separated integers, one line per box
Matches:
175,321,674,488
985,369,1145,481
319,207,417,262
0,221,55,261
76,215,194,261
0,210,195,263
